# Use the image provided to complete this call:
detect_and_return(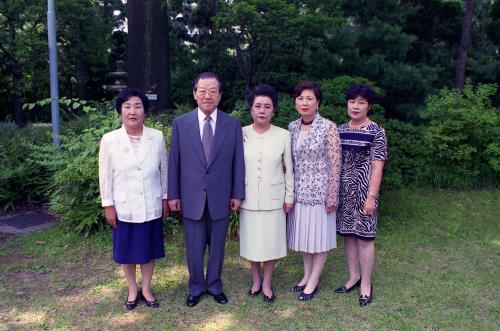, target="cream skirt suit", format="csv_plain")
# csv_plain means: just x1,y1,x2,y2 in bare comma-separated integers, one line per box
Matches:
239,125,294,262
